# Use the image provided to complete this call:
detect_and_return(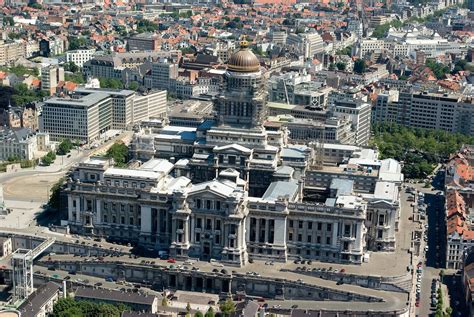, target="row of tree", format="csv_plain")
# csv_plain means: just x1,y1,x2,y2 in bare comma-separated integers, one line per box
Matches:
370,123,474,179
52,298,129,317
